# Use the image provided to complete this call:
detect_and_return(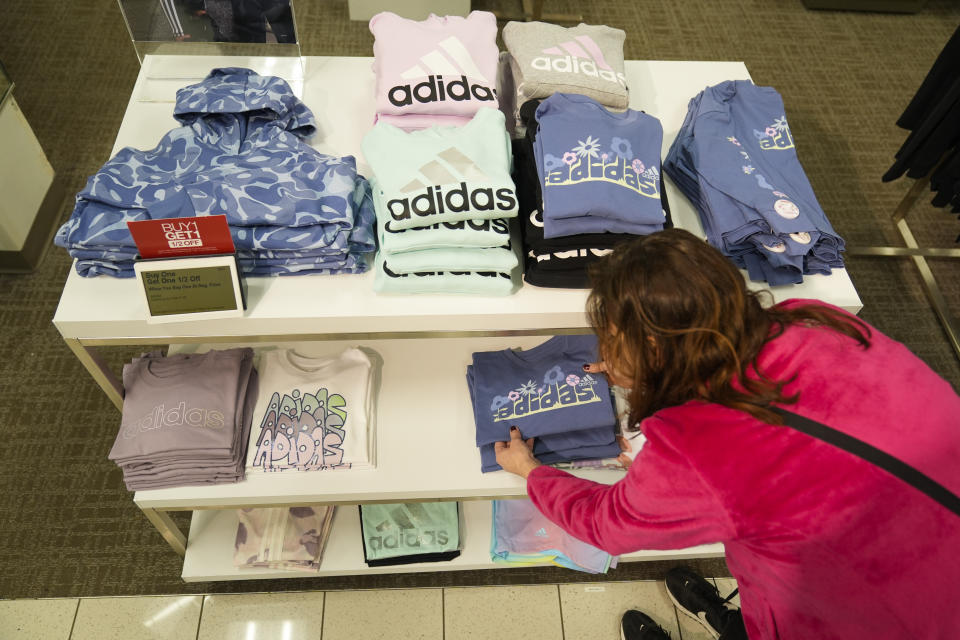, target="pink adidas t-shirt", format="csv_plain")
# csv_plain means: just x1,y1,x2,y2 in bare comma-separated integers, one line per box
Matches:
370,11,500,129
